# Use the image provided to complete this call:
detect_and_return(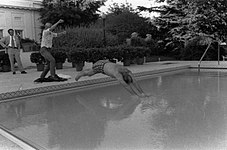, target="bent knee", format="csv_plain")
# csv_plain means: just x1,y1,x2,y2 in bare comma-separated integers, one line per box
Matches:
50,58,55,63
86,69,95,76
